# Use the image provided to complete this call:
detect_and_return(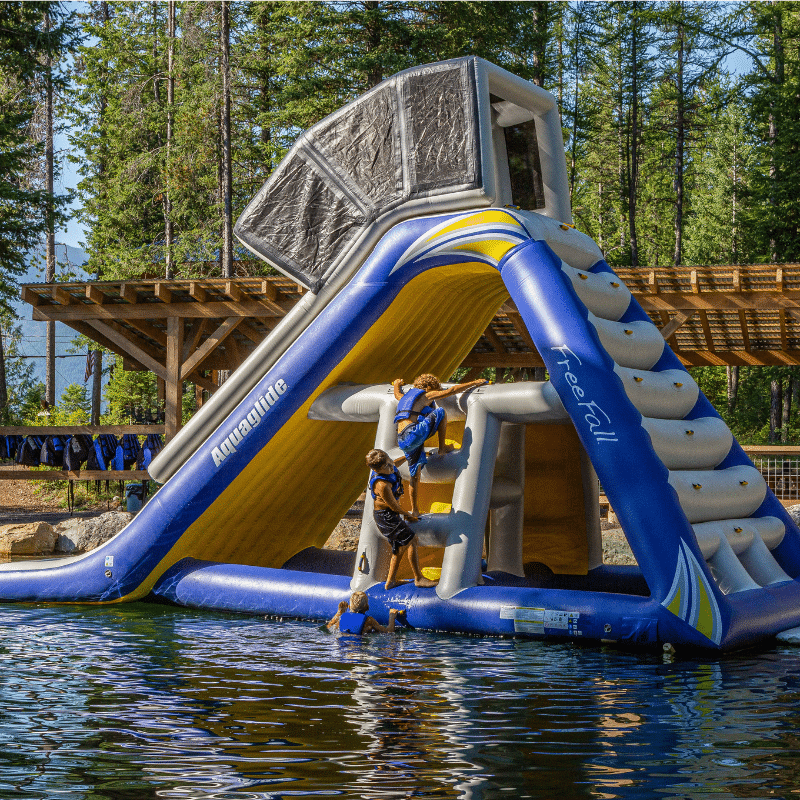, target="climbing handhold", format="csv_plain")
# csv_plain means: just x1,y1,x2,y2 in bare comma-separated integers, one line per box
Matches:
693,483,702,490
